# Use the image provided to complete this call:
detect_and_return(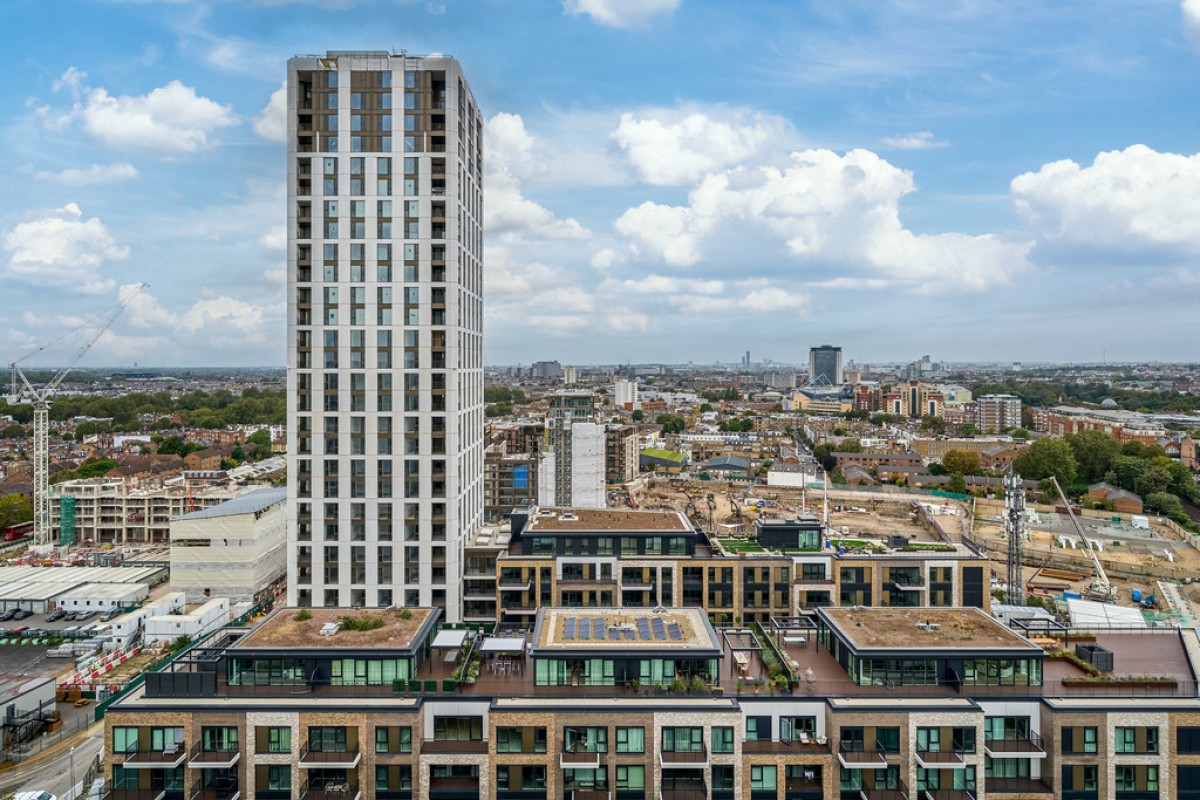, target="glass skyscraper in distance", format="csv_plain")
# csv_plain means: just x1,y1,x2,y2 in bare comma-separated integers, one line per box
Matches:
285,51,484,621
